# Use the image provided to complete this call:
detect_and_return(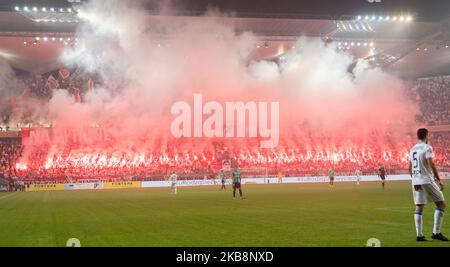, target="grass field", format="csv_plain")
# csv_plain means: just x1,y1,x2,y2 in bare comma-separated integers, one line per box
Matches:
0,180,449,247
